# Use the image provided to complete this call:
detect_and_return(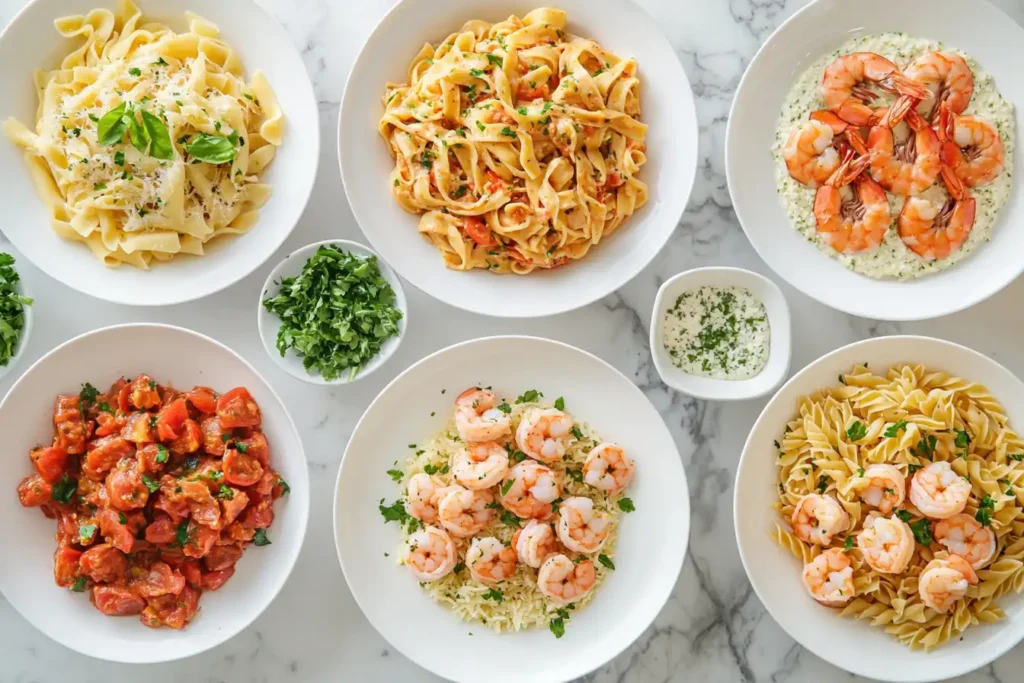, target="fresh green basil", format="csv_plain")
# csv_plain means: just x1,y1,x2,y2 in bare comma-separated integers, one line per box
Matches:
183,133,237,164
